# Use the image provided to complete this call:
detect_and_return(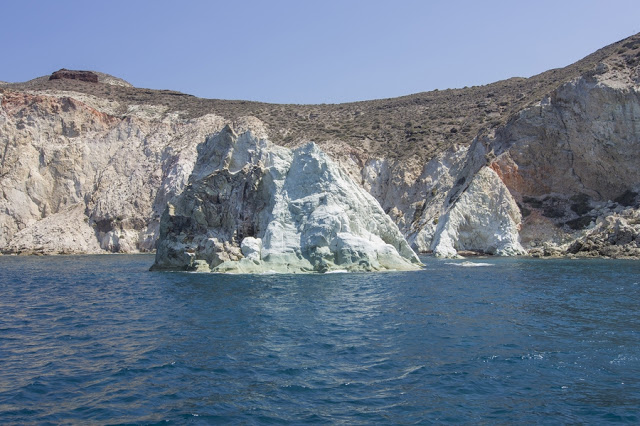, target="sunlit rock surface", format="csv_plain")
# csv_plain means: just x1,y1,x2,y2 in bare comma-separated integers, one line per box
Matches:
430,167,525,257
2,35,640,259
0,90,225,254
152,126,421,273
